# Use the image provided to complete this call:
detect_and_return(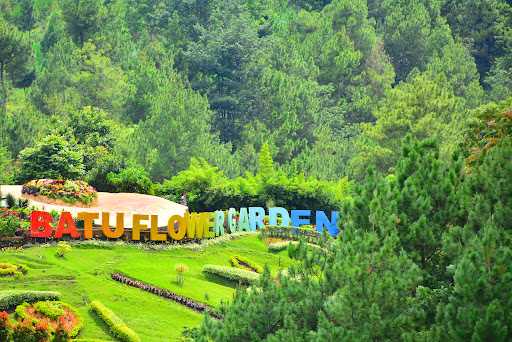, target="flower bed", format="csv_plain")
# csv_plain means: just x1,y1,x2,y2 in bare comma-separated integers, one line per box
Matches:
21,179,98,207
230,255,264,273
0,262,28,277
15,300,84,337
110,273,222,319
